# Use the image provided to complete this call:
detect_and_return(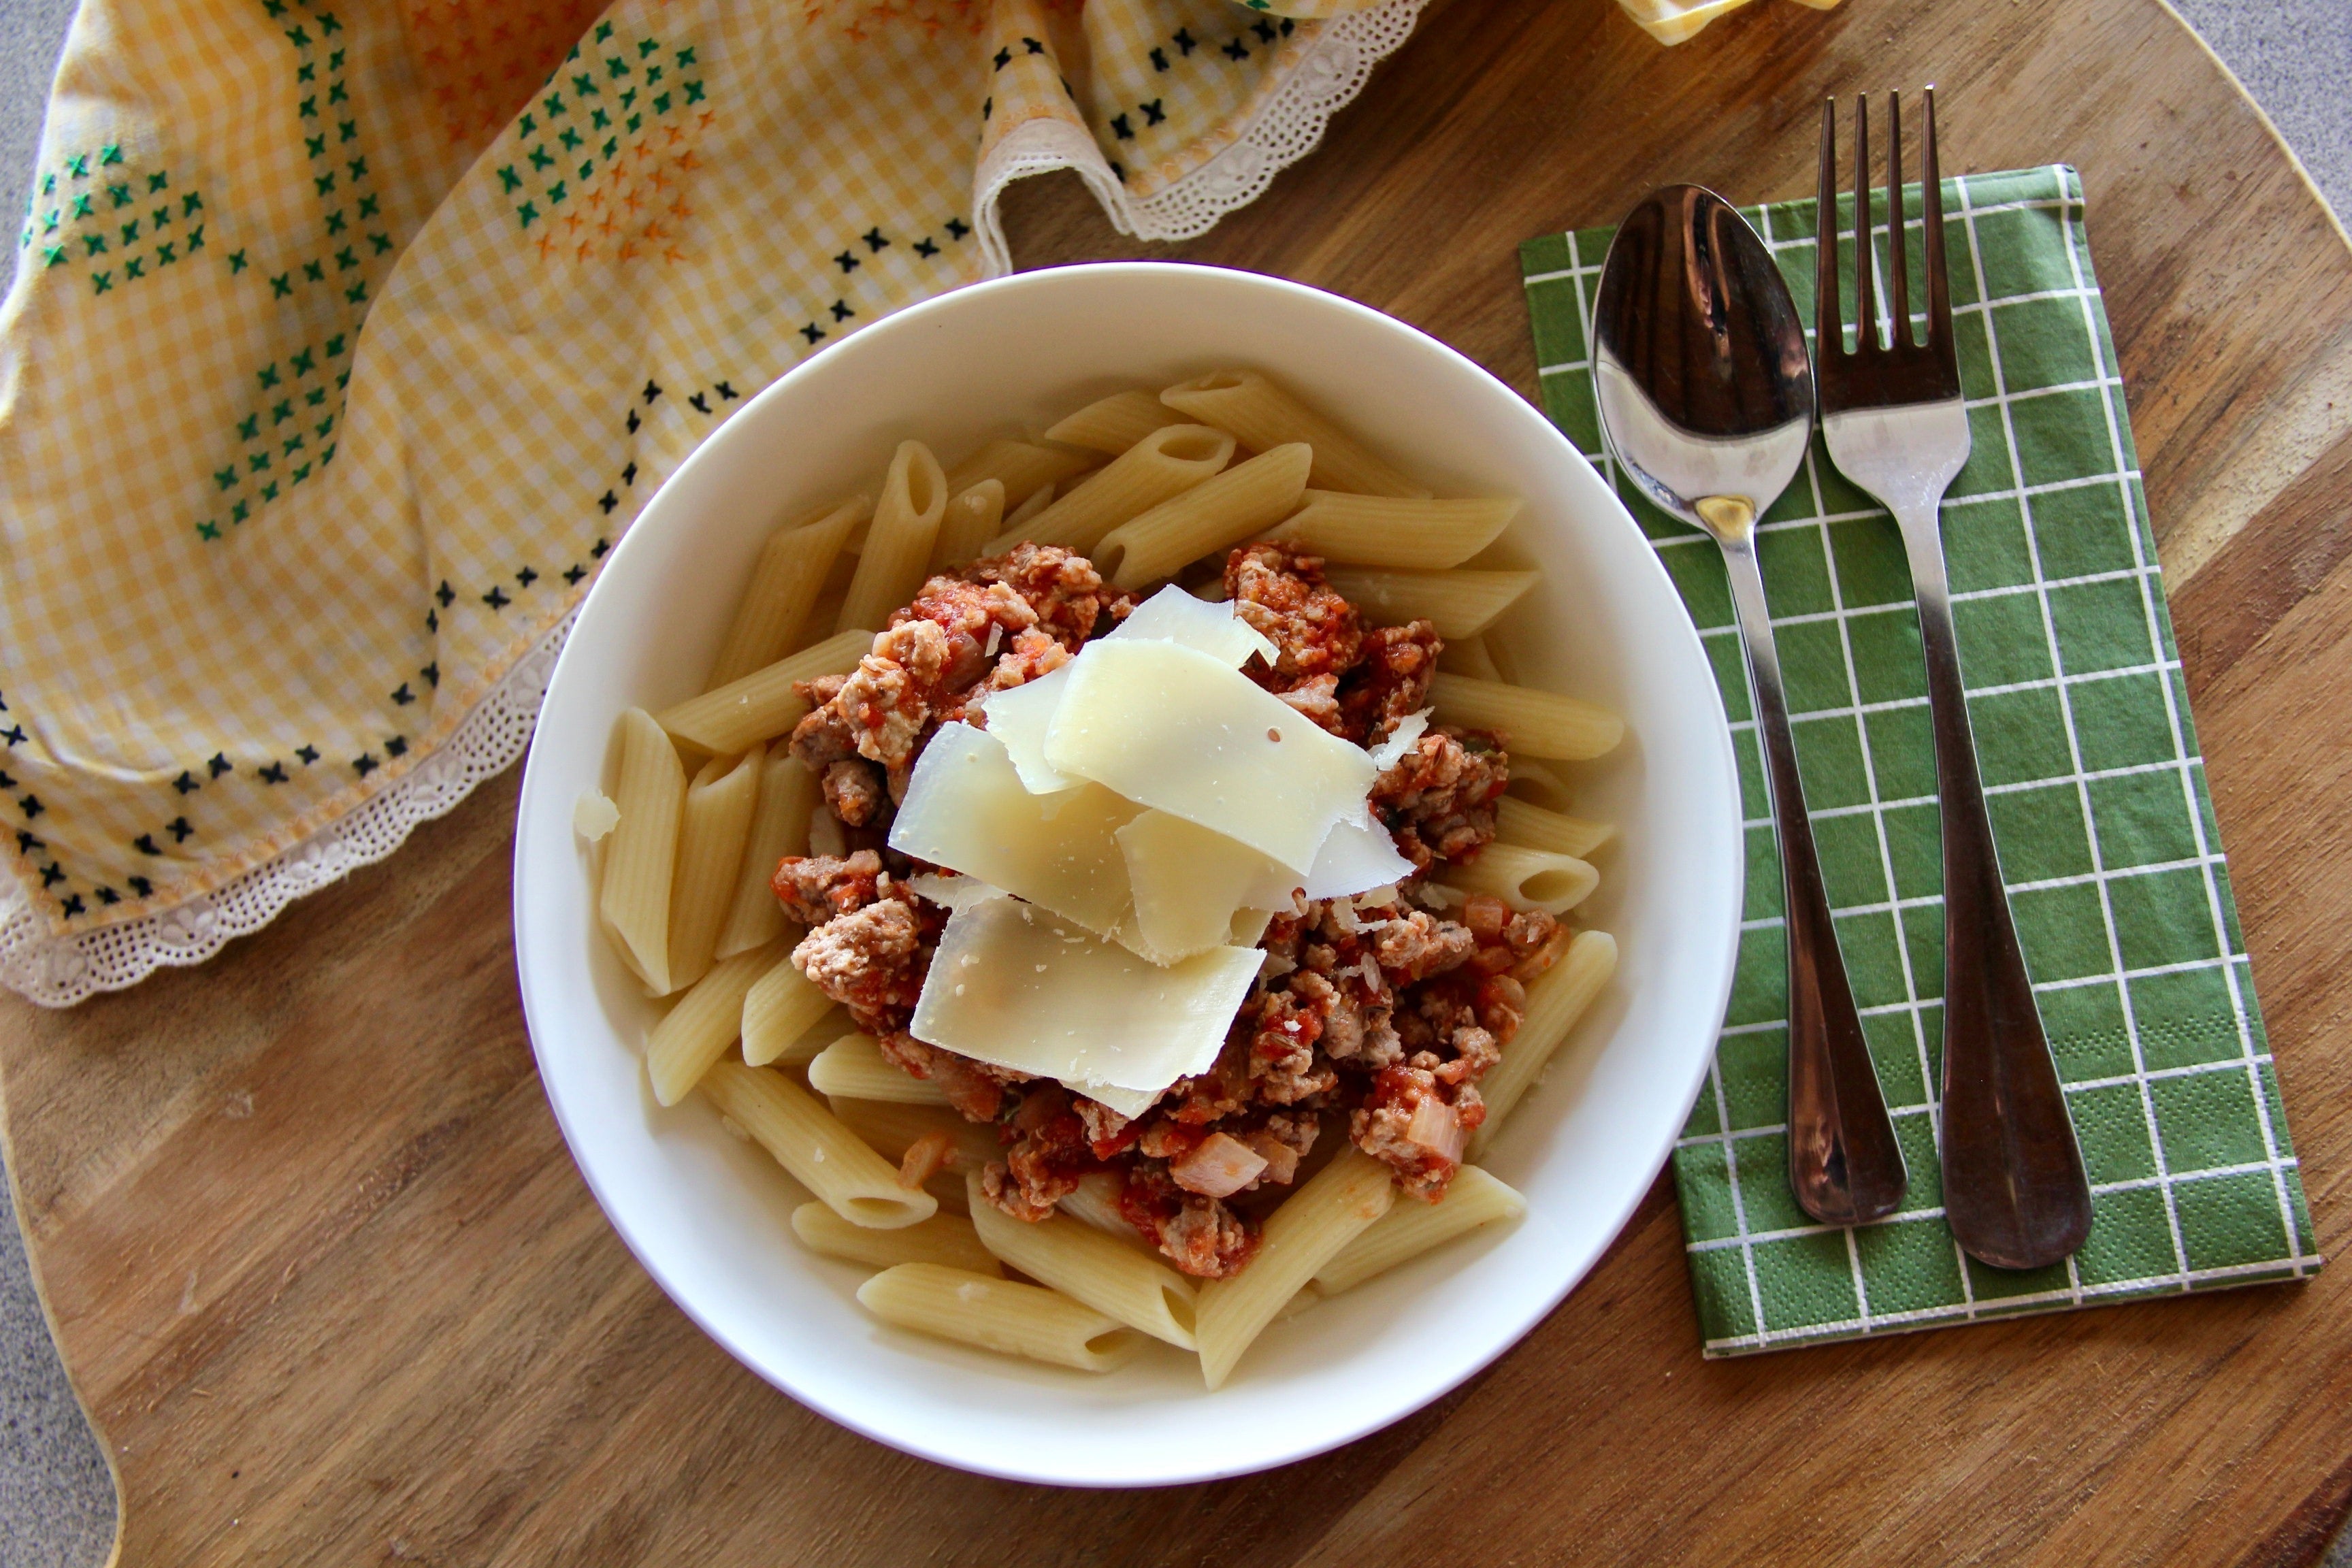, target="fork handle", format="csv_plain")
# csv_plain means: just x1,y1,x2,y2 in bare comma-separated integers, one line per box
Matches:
1716,523,1908,1228
1894,502,2095,1269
